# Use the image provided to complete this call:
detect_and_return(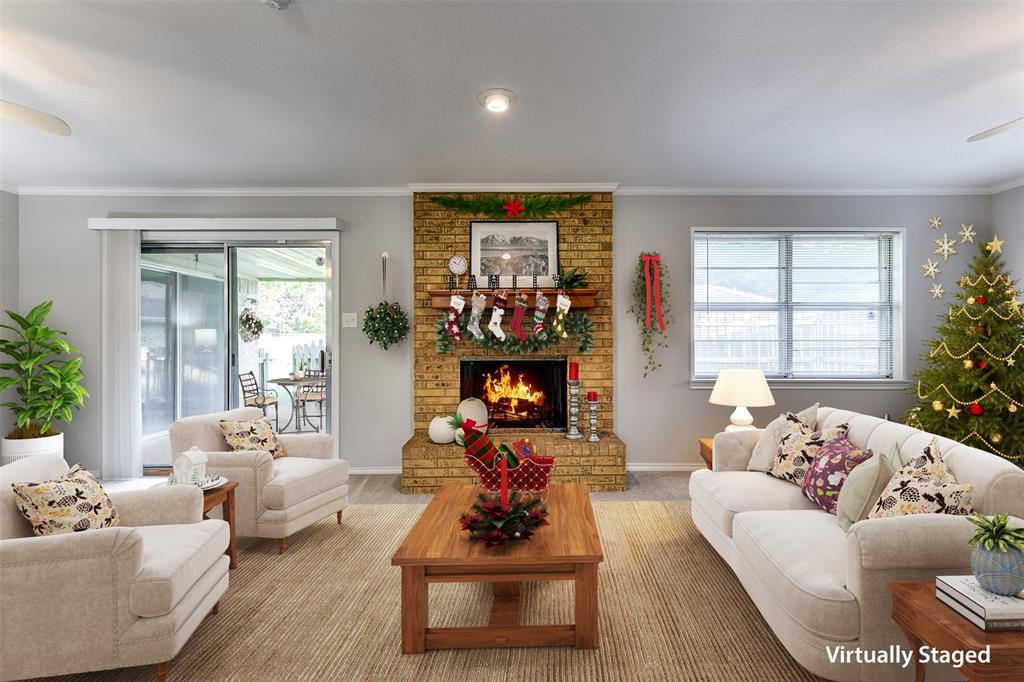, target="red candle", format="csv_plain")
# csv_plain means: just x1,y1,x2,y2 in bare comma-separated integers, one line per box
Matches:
587,391,598,402
568,361,579,381
499,457,509,506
